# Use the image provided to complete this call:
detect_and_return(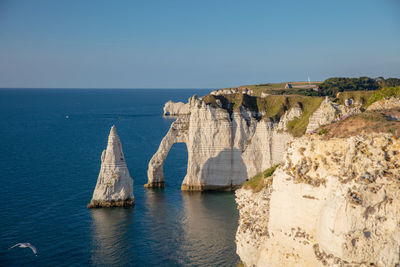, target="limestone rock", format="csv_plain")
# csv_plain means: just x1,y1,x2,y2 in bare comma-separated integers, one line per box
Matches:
210,88,253,96
236,133,400,266
306,97,339,132
146,95,299,191
306,96,362,133
367,97,400,111
88,126,134,208
163,100,190,116
276,103,302,131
